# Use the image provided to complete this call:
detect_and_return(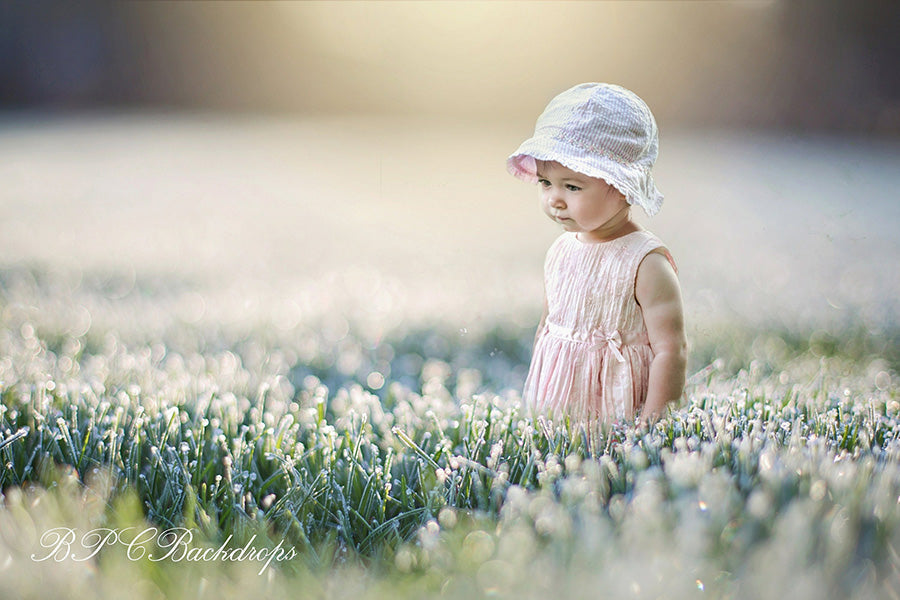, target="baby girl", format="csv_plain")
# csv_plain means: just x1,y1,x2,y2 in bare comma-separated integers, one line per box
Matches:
508,83,687,425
